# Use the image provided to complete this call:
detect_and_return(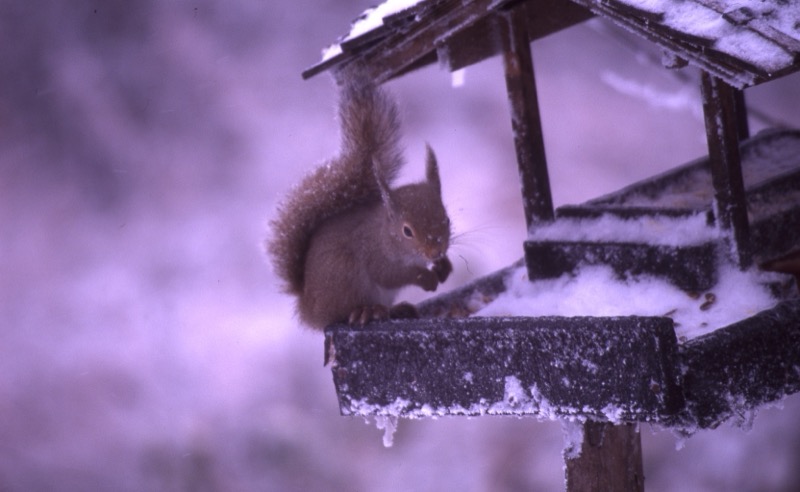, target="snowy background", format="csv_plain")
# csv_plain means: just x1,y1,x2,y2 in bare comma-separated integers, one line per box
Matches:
2,1,800,490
